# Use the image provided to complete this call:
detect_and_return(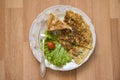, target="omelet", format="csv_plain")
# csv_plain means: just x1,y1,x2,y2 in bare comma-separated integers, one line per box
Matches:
58,11,93,64
47,13,71,31
64,11,92,49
